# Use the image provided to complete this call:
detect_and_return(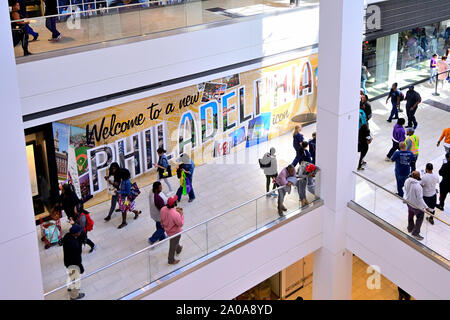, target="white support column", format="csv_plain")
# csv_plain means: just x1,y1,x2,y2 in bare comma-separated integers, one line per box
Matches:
0,2,44,299
313,0,365,299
